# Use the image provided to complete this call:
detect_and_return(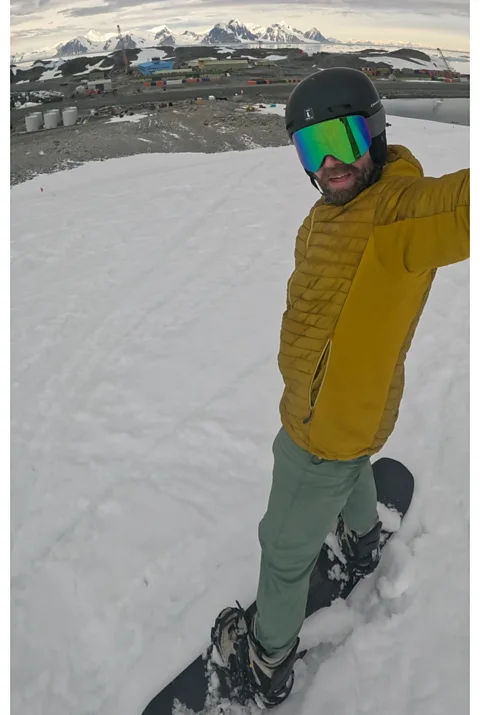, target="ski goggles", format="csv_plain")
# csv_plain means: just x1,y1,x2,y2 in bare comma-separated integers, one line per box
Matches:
292,115,372,173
